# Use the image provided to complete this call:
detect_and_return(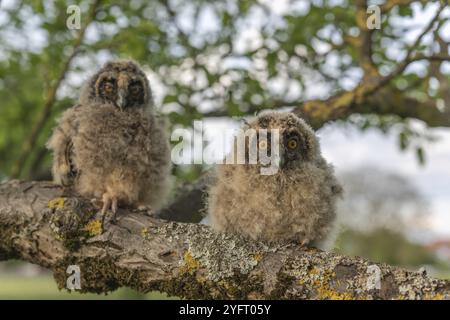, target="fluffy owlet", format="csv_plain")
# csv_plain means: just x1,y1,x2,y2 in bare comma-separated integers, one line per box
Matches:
47,60,171,223
208,111,343,248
